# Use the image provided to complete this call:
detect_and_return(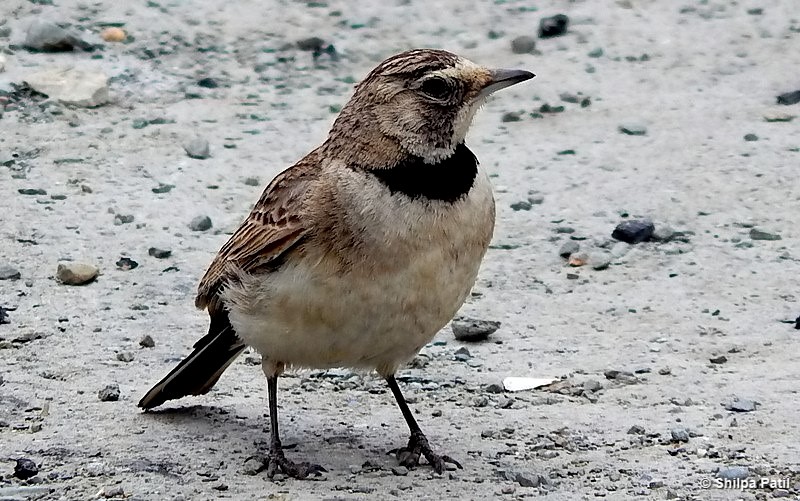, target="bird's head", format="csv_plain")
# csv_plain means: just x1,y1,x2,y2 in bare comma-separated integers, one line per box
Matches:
328,49,534,165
